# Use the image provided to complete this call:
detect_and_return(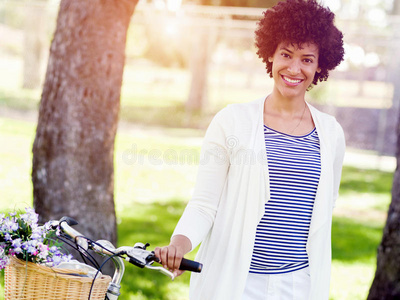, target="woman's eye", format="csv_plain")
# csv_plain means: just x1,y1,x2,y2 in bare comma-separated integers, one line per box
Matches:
304,59,313,63
281,53,290,58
